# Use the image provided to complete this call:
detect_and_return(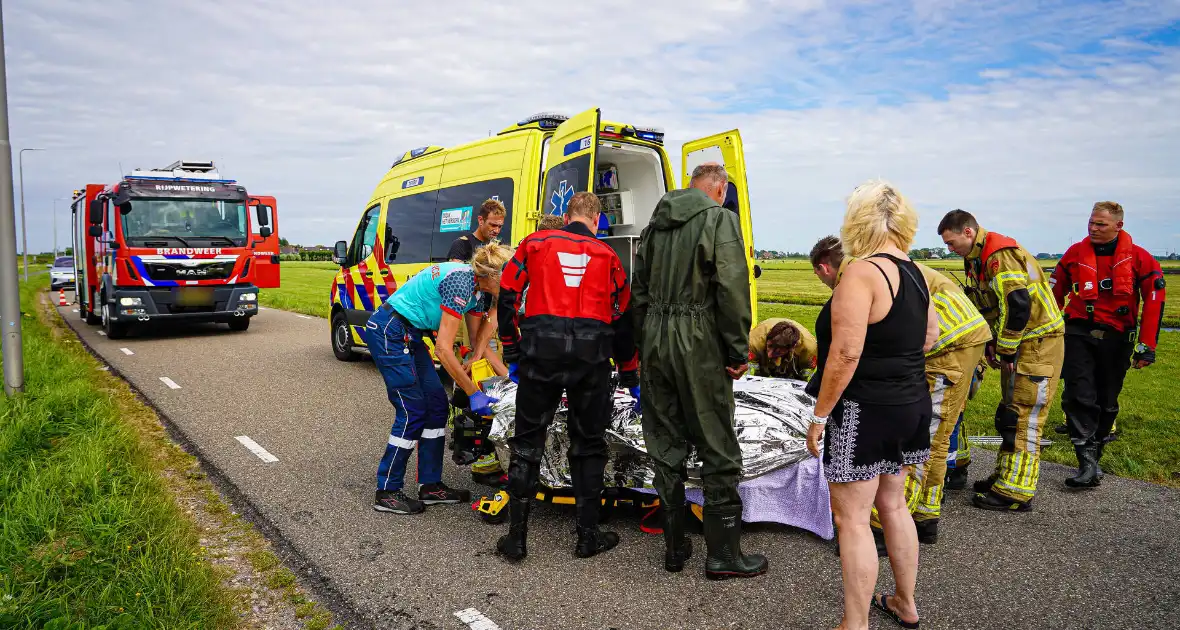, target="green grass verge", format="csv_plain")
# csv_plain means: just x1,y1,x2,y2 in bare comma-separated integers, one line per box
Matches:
0,278,238,628
260,262,338,319
756,259,1180,327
